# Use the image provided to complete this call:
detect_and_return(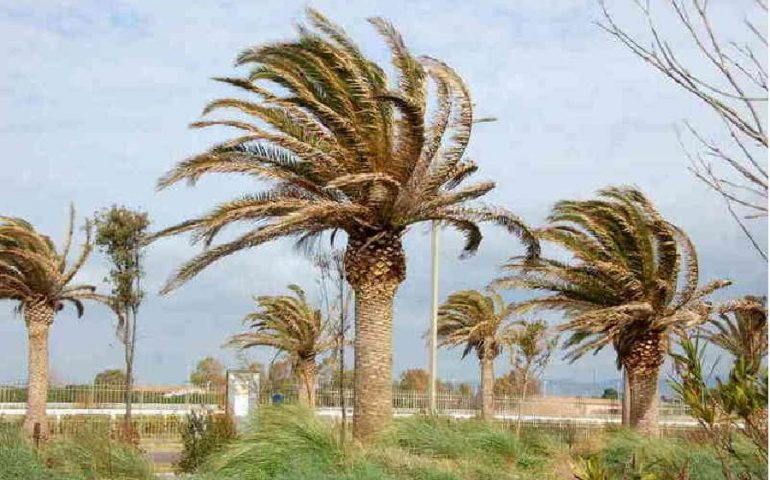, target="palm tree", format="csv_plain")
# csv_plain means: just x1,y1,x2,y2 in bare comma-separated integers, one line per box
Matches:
228,285,335,406
0,208,116,439
437,289,516,419
155,10,538,439
495,186,729,436
705,296,767,375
